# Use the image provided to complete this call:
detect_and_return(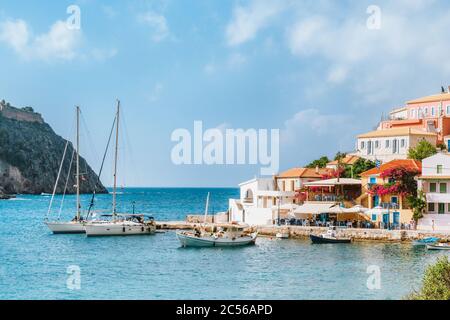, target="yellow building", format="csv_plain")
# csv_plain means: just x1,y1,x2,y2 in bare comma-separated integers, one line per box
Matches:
360,159,421,225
